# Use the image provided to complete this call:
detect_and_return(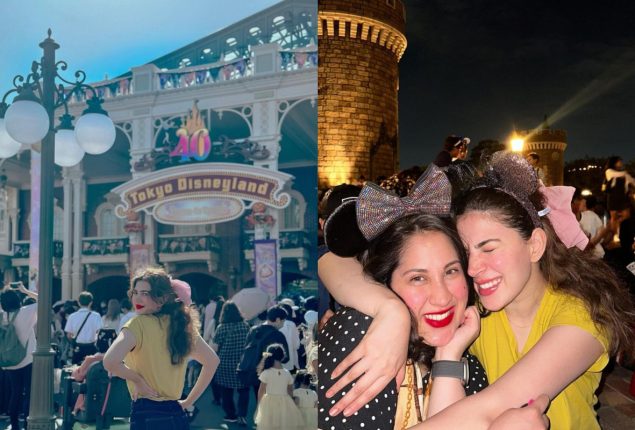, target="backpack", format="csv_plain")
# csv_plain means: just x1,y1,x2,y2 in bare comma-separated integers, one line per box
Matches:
0,310,28,367
236,324,279,386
